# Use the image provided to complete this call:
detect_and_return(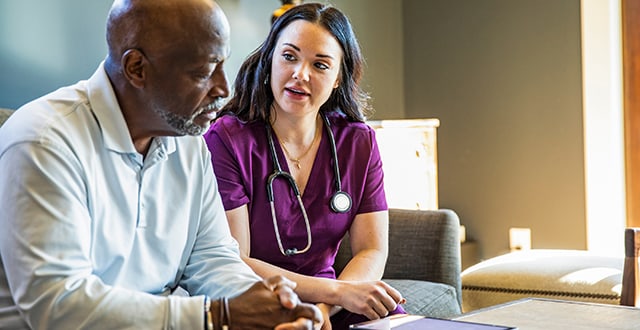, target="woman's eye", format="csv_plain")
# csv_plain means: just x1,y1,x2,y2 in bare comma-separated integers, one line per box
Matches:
283,53,295,61
315,62,329,70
